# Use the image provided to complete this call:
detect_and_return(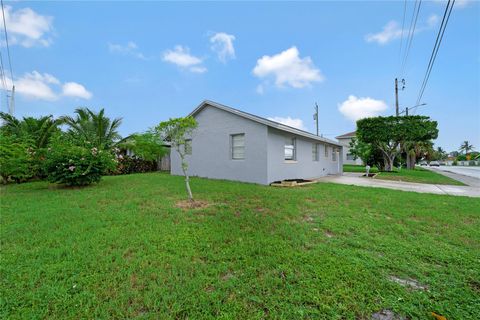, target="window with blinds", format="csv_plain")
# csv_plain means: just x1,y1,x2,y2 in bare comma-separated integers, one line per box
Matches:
285,137,296,161
184,139,192,155
231,134,245,159
312,143,319,161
